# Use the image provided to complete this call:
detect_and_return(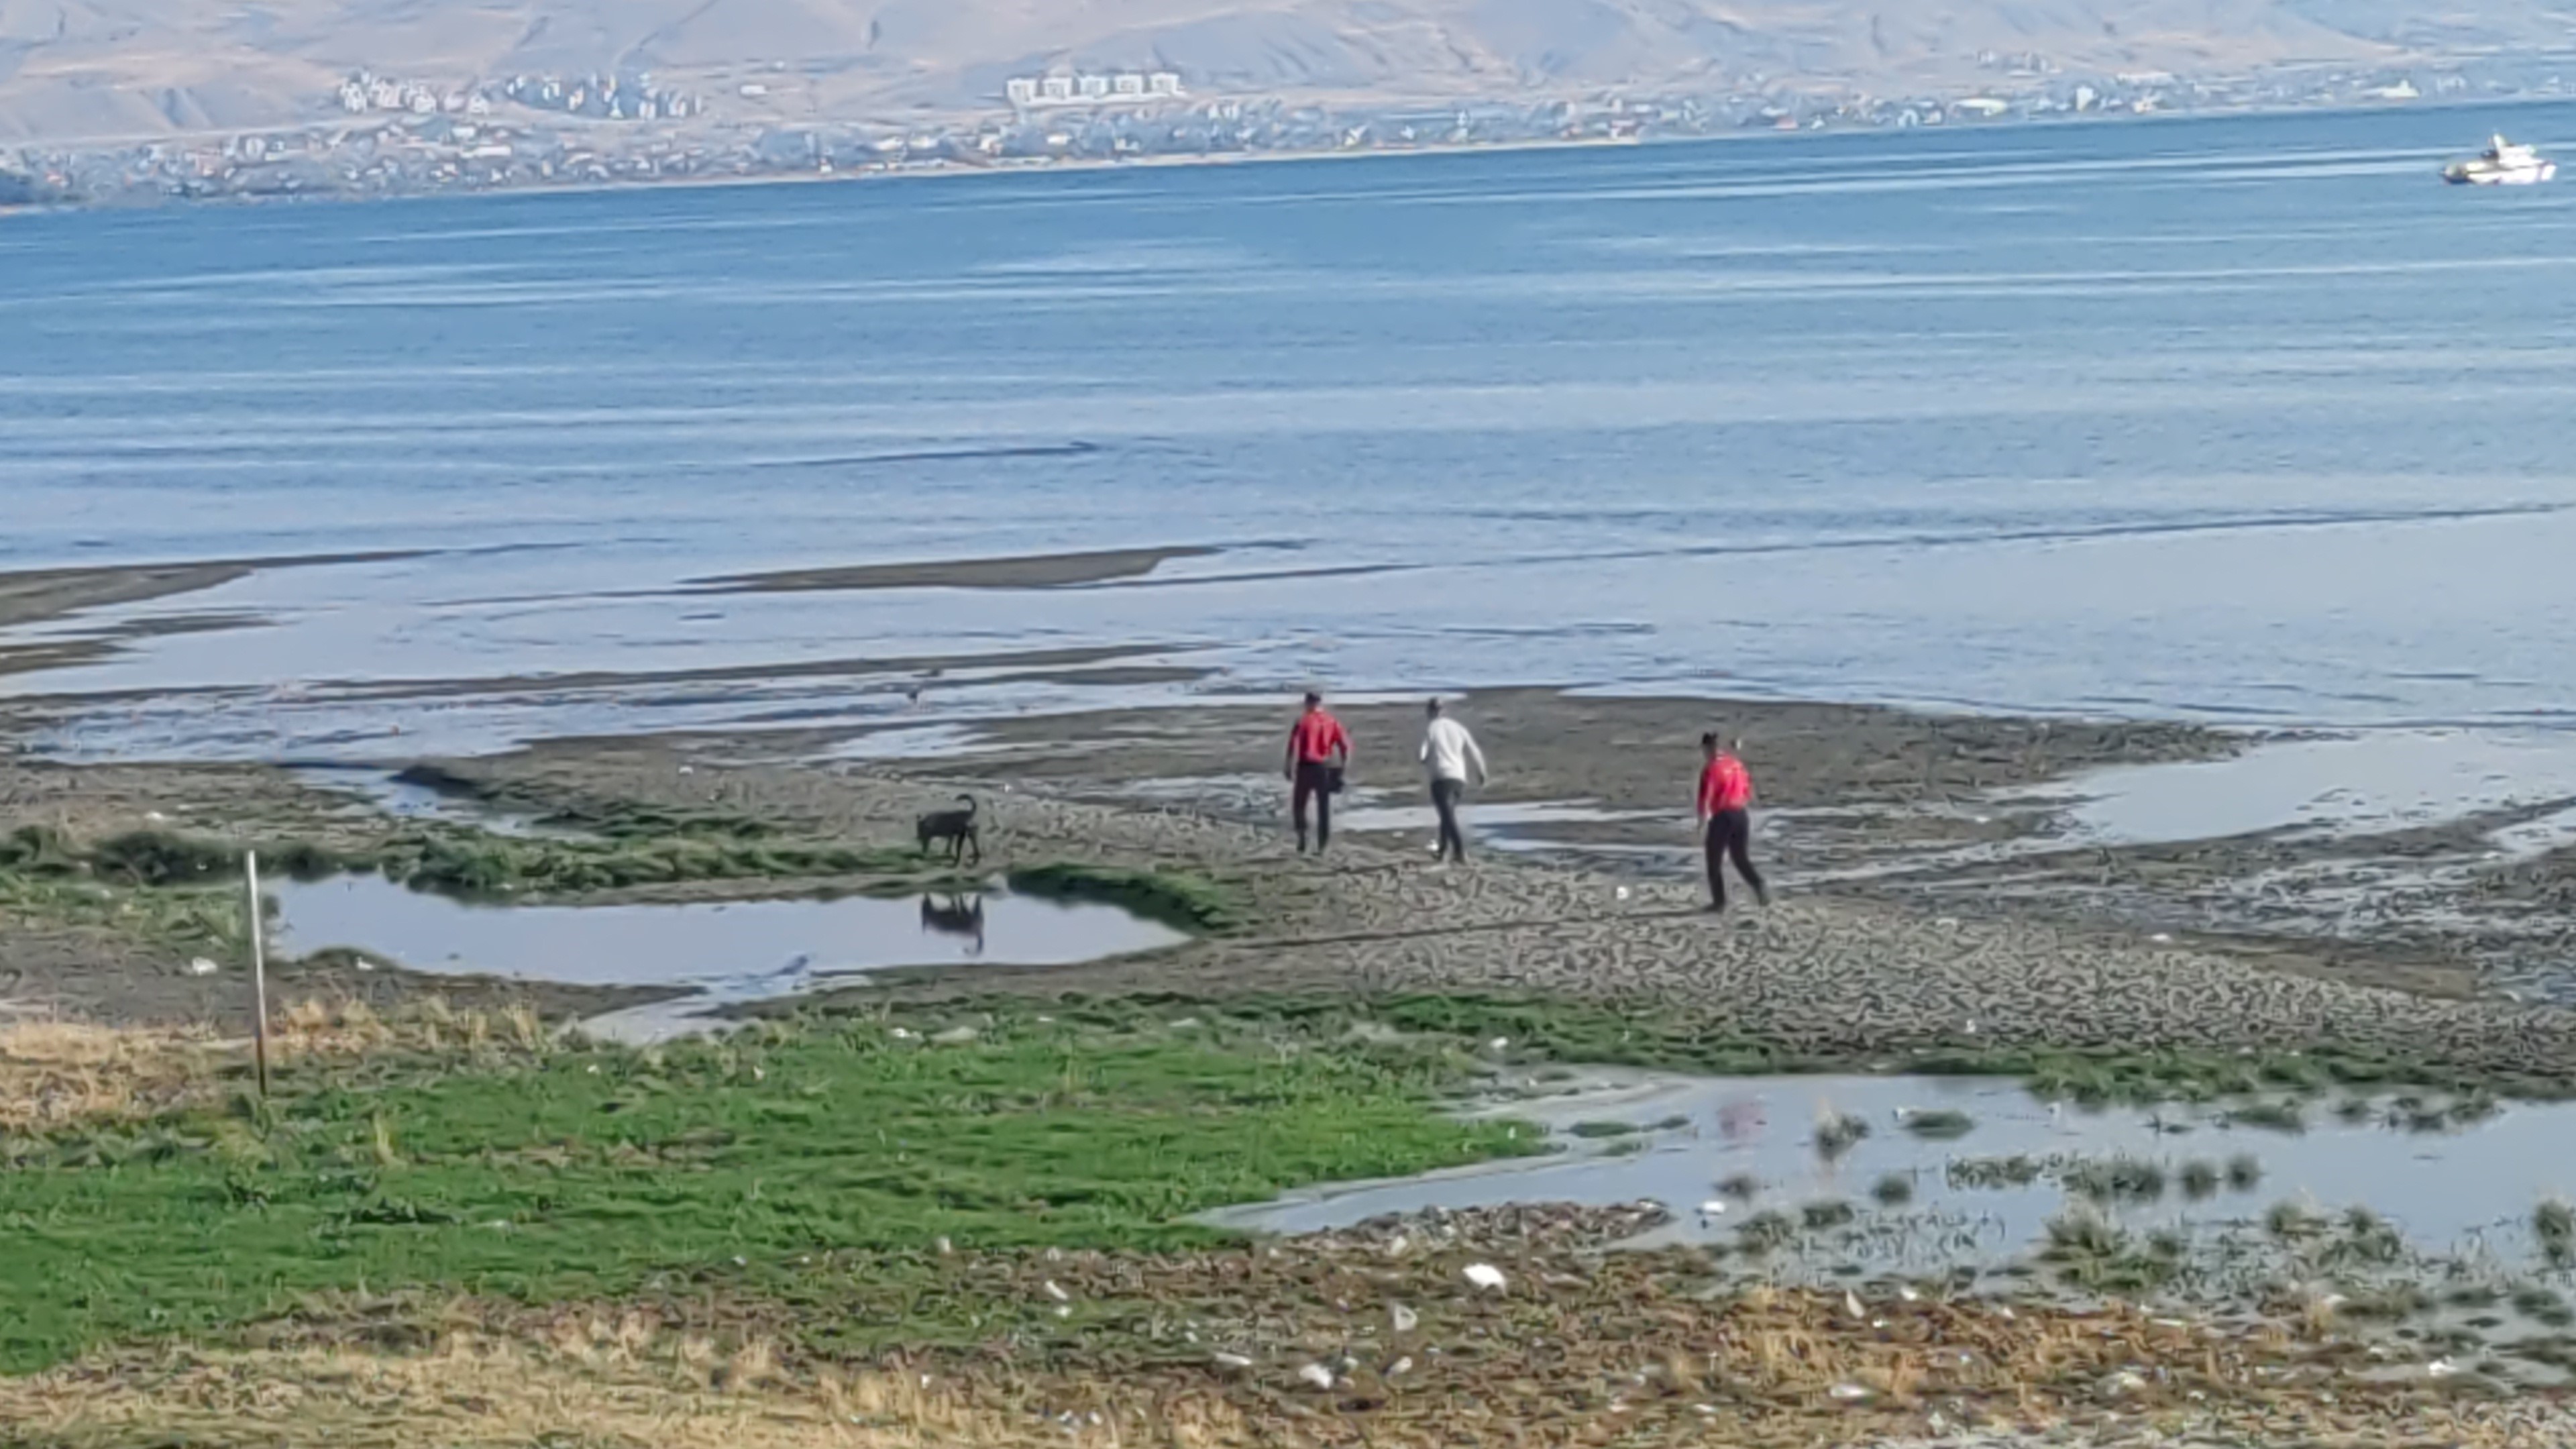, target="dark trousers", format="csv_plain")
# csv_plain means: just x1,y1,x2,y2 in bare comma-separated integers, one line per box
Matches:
1704,808,1768,909
1431,776,1467,860
1293,759,1335,851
